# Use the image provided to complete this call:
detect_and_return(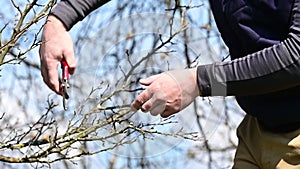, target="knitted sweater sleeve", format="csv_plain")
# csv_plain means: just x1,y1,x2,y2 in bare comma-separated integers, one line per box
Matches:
197,0,300,96
51,0,111,30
